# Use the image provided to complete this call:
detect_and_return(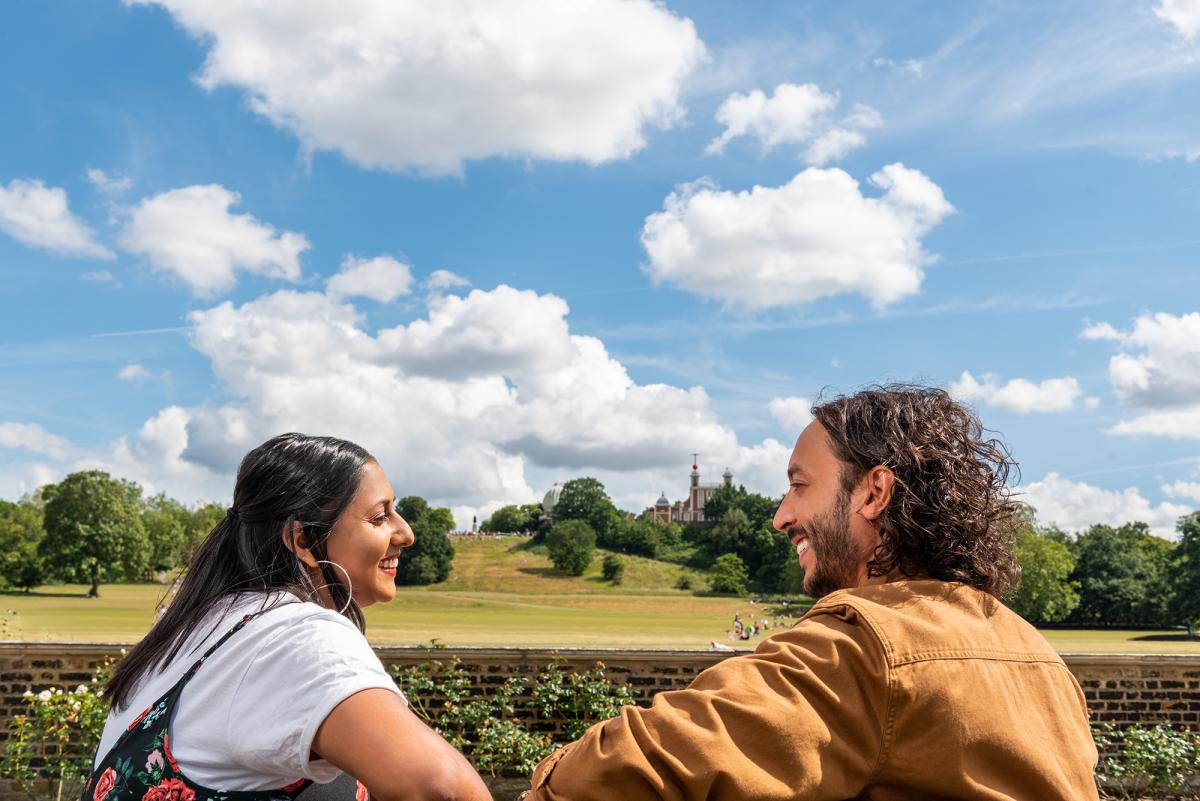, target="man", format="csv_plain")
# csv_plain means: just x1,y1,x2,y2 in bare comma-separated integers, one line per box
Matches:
524,385,1098,800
